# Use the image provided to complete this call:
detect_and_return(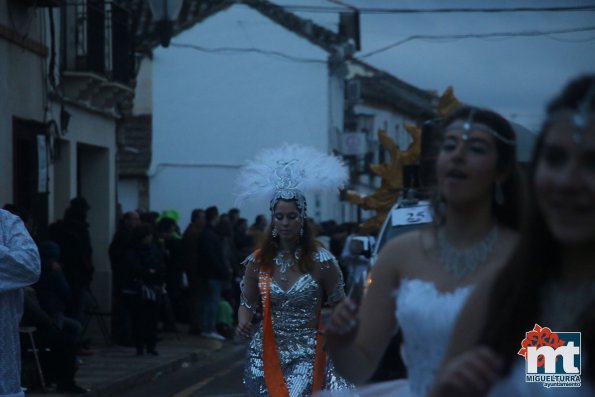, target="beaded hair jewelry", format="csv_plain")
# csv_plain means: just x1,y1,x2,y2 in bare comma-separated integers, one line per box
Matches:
444,109,516,146
547,82,595,144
